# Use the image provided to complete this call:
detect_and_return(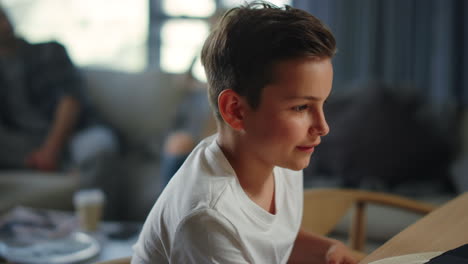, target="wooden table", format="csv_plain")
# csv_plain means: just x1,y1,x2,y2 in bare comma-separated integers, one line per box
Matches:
360,192,468,264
